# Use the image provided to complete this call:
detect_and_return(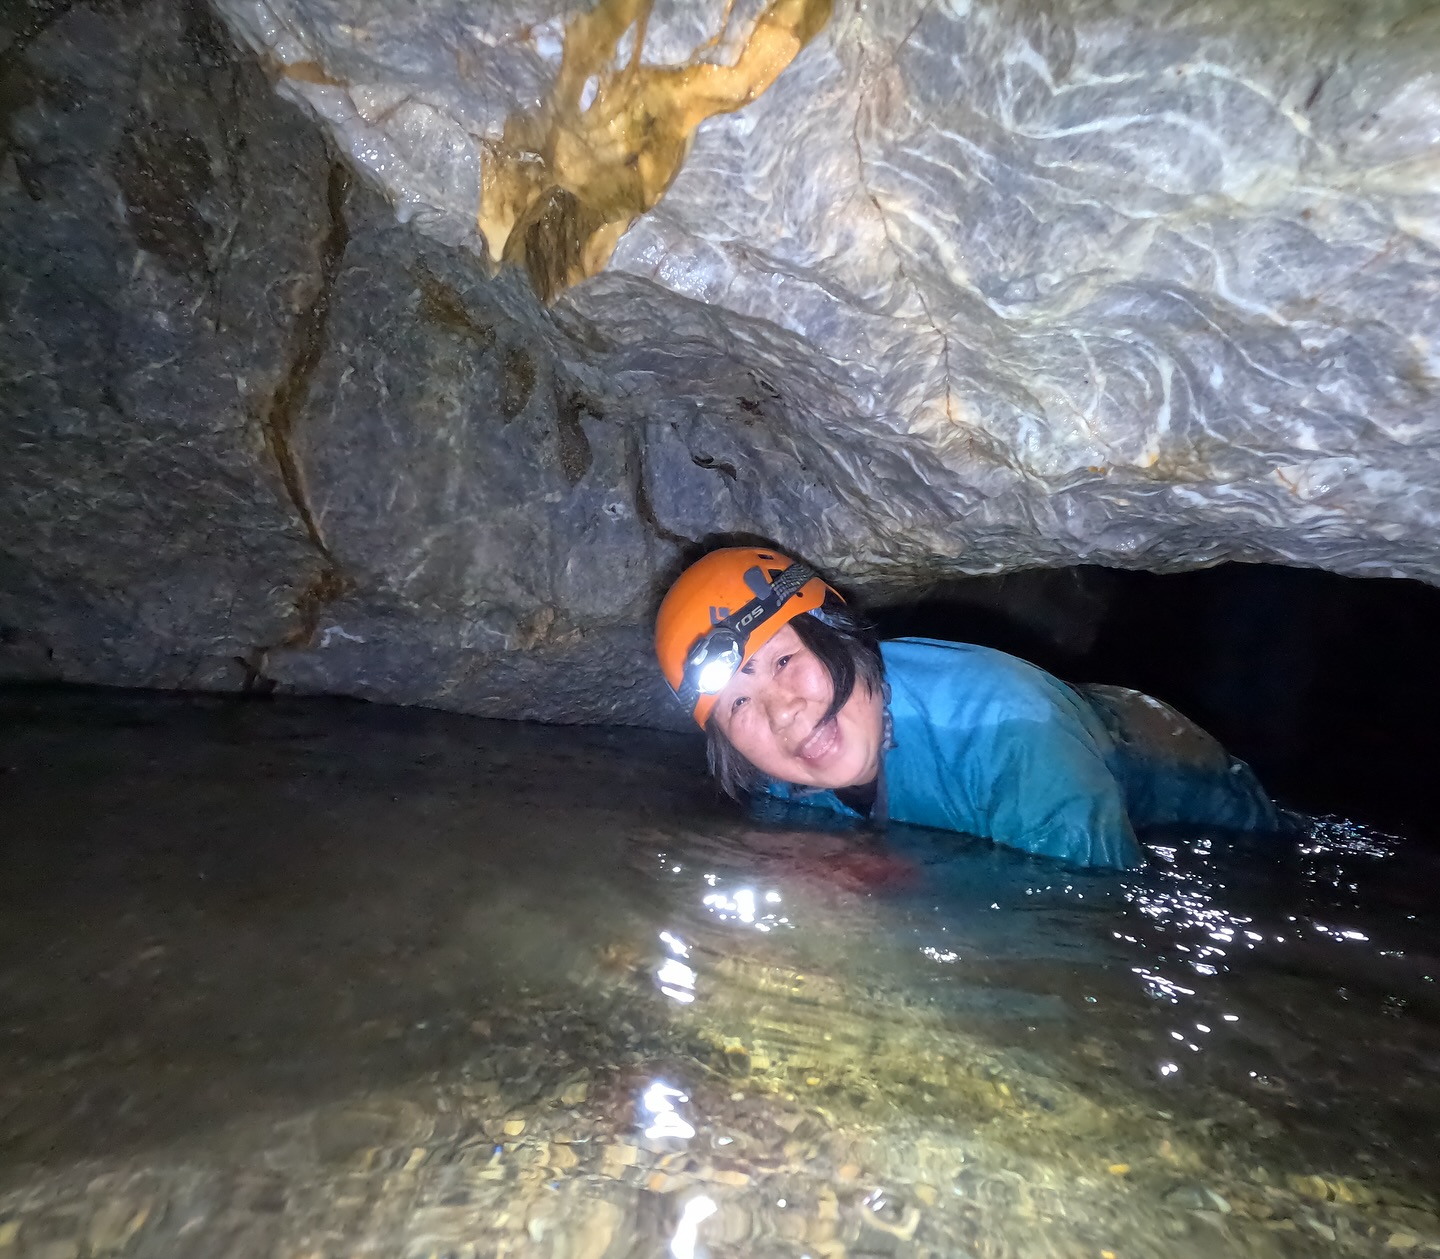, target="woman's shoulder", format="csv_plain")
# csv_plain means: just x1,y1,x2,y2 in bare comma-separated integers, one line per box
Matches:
880,637,1031,672
880,638,1074,718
